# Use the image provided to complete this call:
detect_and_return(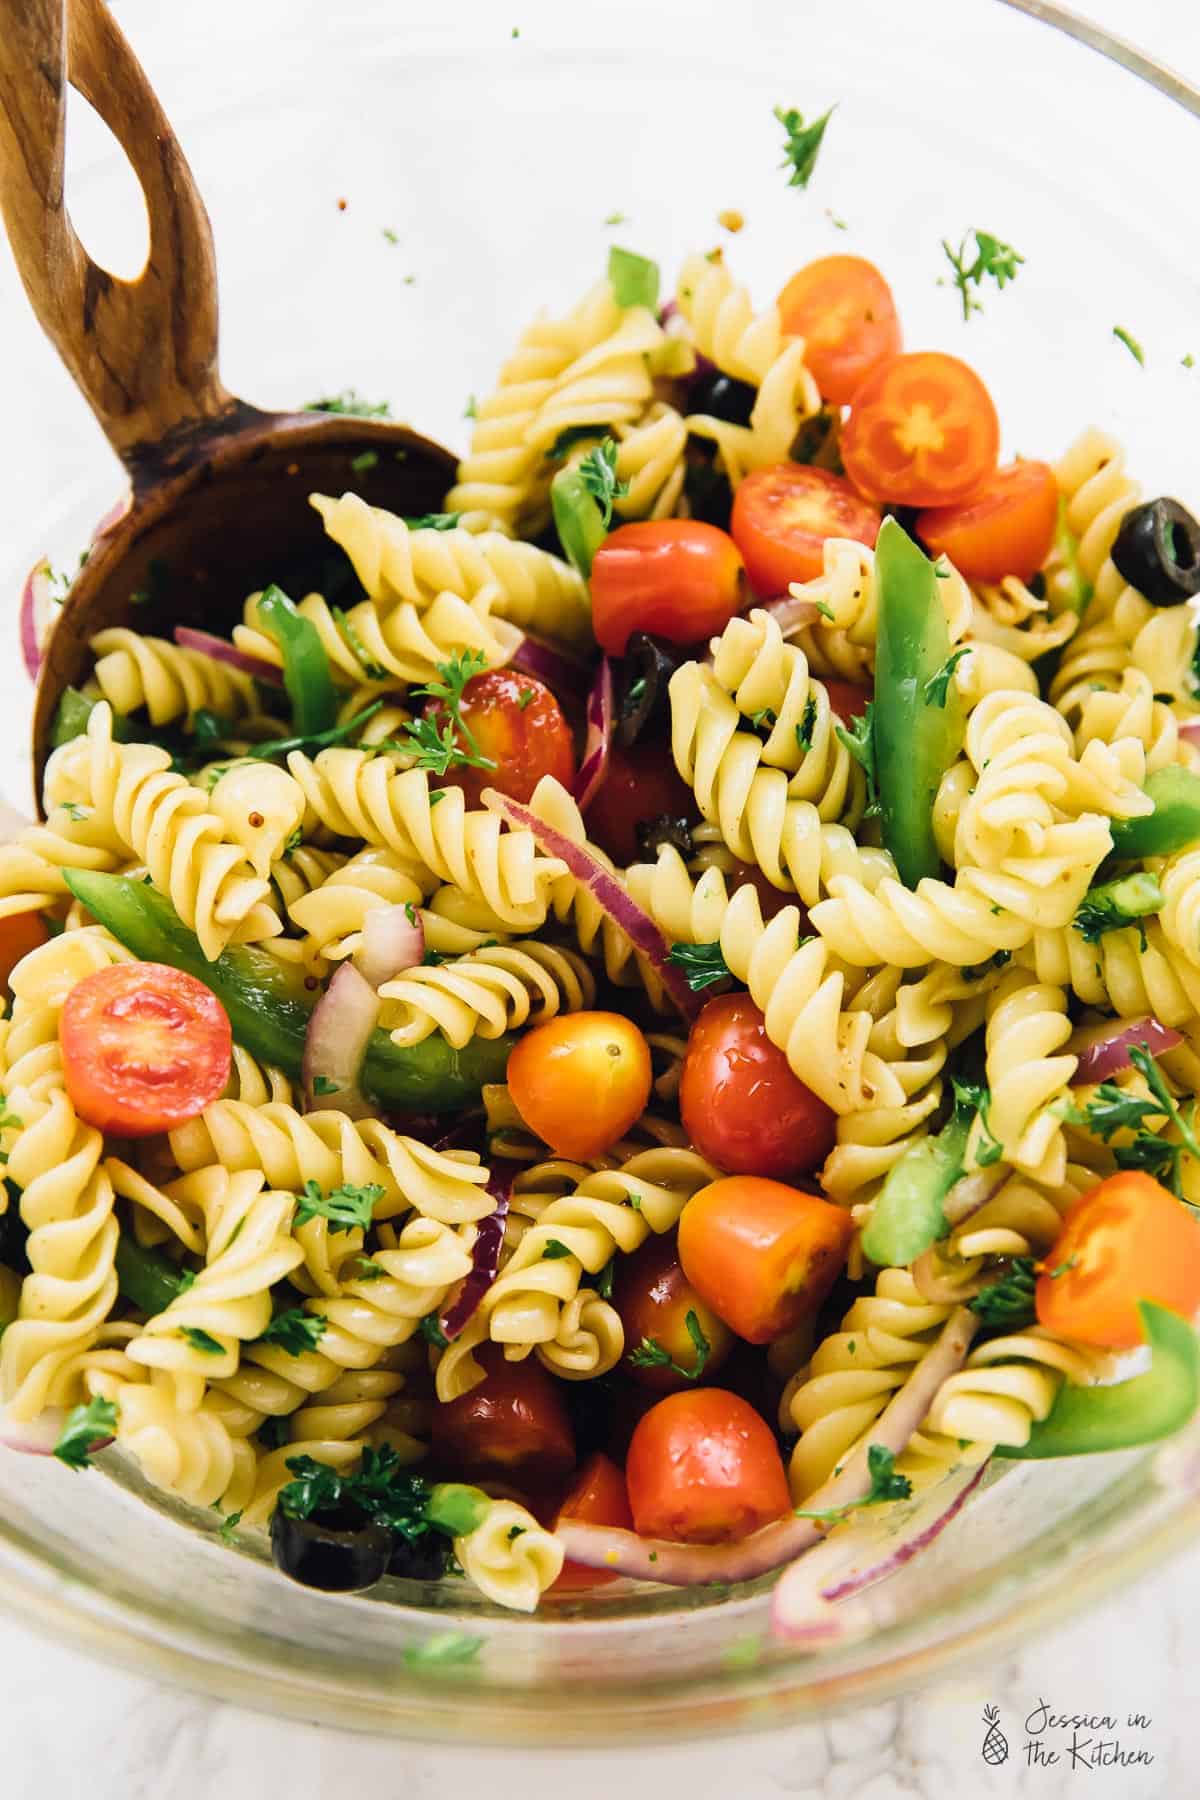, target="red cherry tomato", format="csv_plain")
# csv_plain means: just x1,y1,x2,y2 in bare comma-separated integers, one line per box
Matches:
625,1389,791,1544
552,1452,633,1590
507,1011,652,1160
678,1175,853,1344
777,256,903,405
821,679,872,726
585,738,698,867
718,856,799,924
916,459,1059,585
589,521,744,656
679,994,836,1181
58,962,232,1137
841,352,1000,508
0,910,49,991
425,668,574,808
1035,1172,1200,1350
431,1342,576,1484
731,464,881,596
611,1232,734,1393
